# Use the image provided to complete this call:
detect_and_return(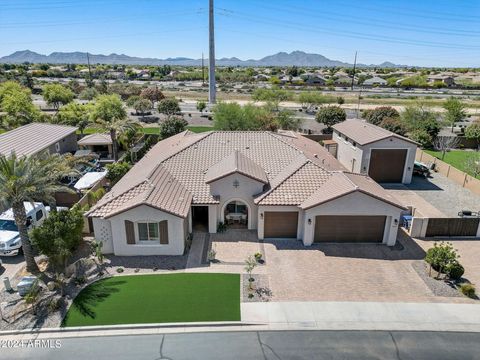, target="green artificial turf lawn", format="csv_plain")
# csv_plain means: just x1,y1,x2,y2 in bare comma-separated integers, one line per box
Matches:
424,150,479,178
62,273,240,327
